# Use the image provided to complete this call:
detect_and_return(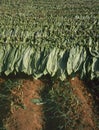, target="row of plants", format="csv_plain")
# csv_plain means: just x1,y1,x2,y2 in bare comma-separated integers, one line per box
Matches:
0,42,98,80
0,14,99,46
0,0,99,46
0,1,99,80
43,80,81,130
